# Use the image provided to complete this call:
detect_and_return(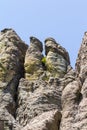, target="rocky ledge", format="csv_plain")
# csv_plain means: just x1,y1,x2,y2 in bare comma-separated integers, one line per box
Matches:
0,28,87,130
